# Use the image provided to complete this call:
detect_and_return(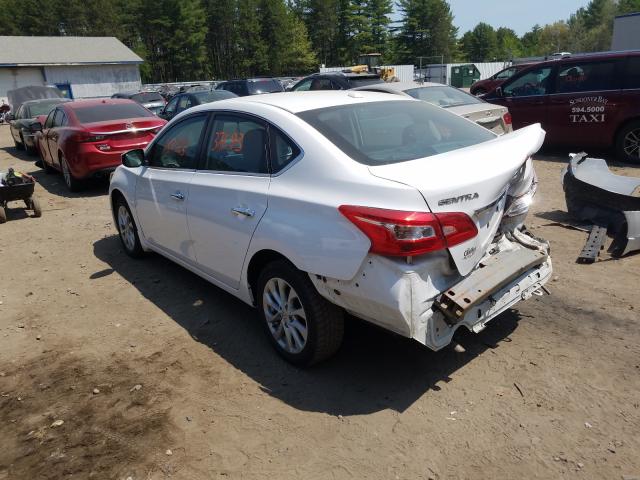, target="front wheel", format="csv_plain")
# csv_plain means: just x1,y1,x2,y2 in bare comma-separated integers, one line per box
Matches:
257,260,344,366
616,120,640,164
114,198,144,258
